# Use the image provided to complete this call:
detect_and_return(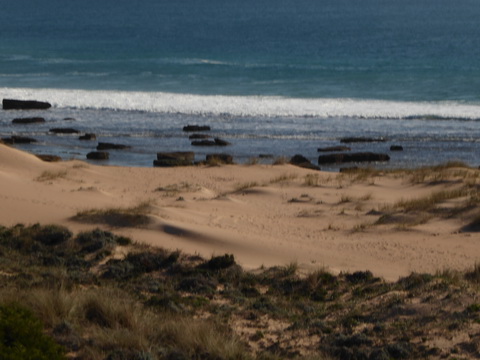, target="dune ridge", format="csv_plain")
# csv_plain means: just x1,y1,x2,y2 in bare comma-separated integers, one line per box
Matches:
0,143,479,281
